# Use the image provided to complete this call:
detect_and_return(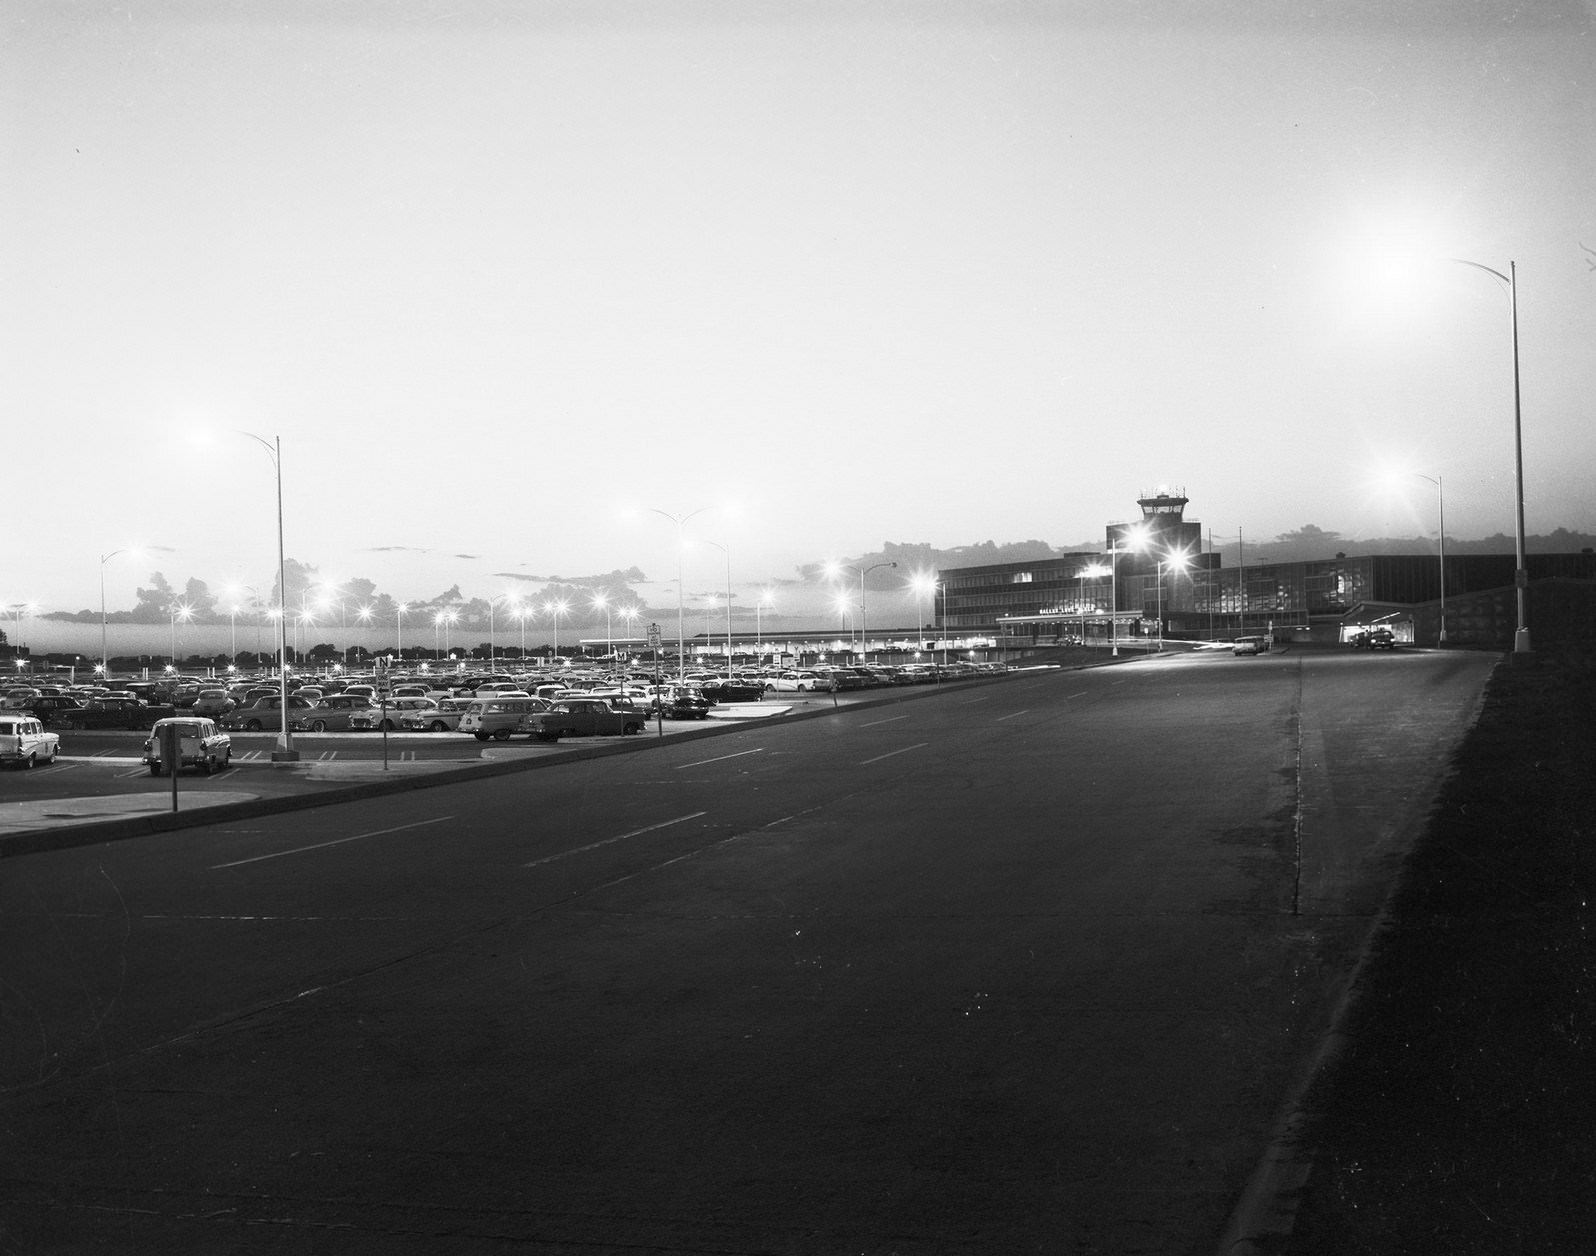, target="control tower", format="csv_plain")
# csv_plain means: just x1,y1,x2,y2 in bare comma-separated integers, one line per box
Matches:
1106,487,1205,573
